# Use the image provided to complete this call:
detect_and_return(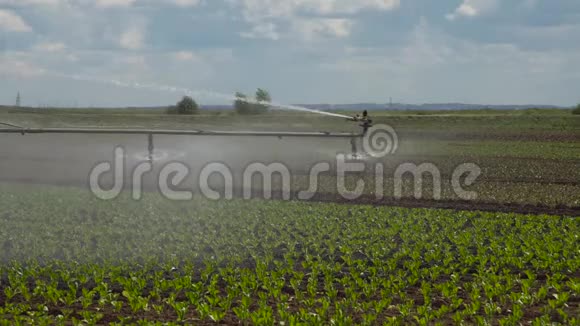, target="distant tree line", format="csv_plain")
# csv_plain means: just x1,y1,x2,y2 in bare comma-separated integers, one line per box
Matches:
167,88,272,115
234,88,271,115
573,103,580,115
